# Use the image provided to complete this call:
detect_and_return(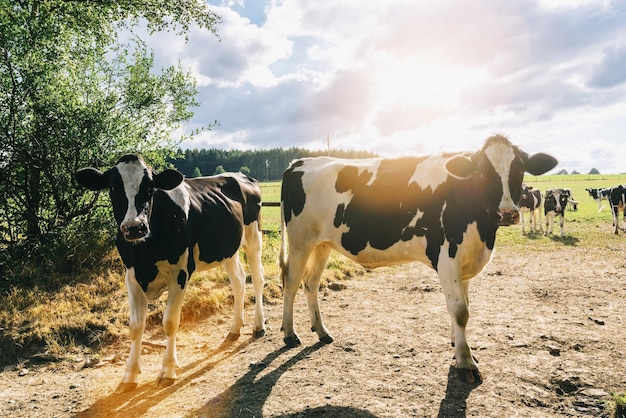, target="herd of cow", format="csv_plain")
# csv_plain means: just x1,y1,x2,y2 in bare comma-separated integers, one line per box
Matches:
518,184,626,236
74,135,623,392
